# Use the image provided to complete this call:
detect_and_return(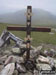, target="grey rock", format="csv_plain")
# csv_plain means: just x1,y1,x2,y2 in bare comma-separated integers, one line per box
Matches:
4,55,24,64
30,46,43,59
16,63,26,73
12,56,24,63
4,50,12,55
36,46,43,51
0,55,8,60
54,59,56,67
13,70,18,75
34,70,39,75
12,48,21,54
0,65,4,72
36,63,51,70
0,63,15,75
27,72,32,75
20,71,32,75
30,50,38,58
44,49,56,57
0,55,8,65
4,56,13,66
48,57,55,68
50,49,56,57
20,44,26,48
36,55,49,64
